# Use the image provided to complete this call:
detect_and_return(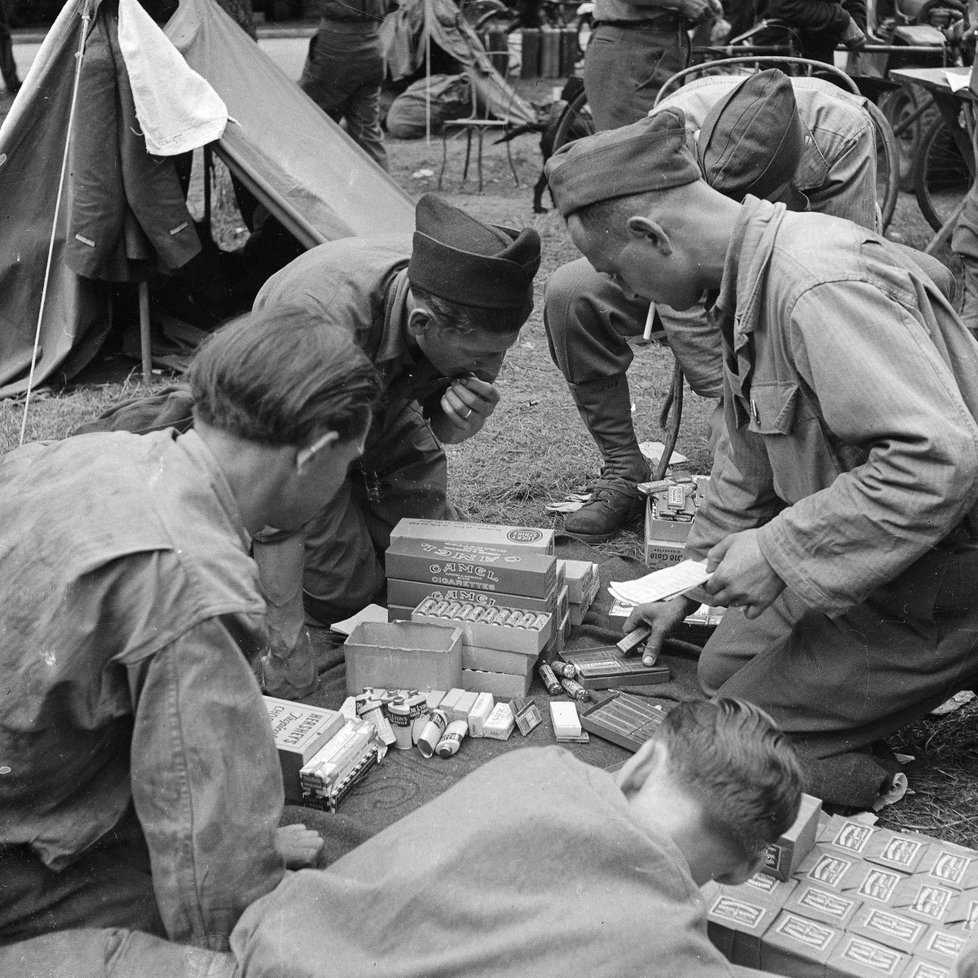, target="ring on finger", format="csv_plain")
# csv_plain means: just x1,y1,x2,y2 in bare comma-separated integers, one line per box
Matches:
463,408,473,419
